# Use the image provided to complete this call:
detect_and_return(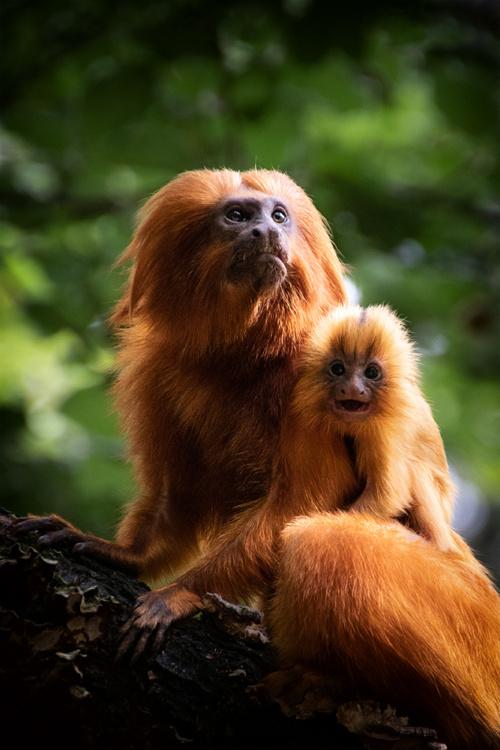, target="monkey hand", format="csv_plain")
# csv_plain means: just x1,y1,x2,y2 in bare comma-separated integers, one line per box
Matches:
116,583,203,663
14,513,93,548
12,514,139,576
